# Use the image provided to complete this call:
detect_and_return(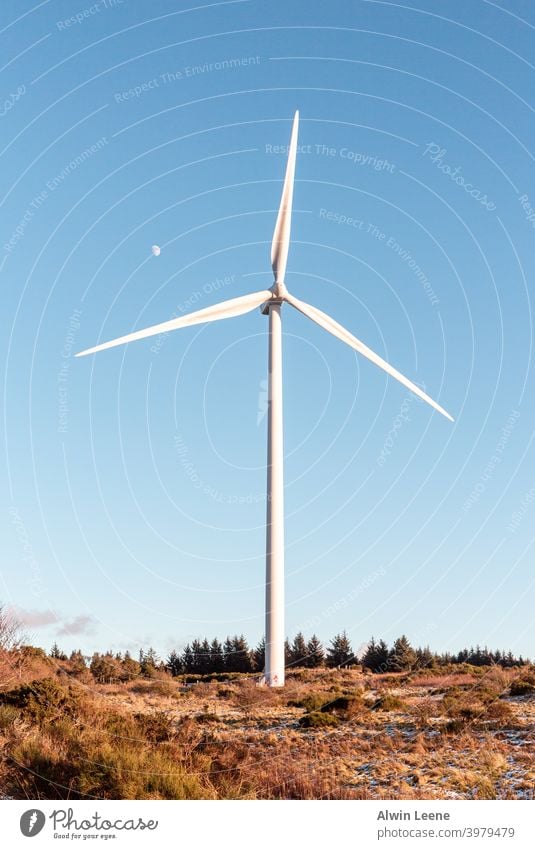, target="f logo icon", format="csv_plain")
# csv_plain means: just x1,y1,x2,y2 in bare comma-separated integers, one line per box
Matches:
20,810,46,837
